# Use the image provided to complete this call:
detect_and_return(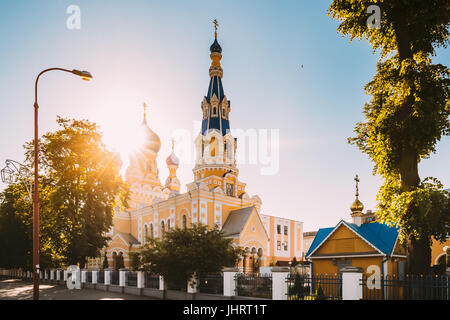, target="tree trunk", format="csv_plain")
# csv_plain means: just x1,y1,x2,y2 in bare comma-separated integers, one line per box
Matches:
407,235,431,275
393,7,432,275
